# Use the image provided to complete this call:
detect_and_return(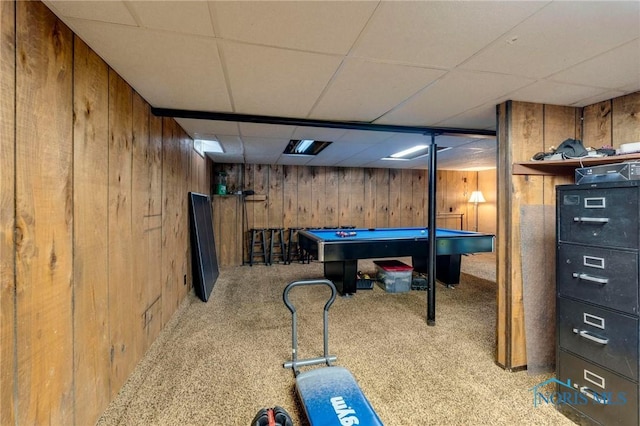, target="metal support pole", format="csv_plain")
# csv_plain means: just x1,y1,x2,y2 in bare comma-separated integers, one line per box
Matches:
427,134,437,326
